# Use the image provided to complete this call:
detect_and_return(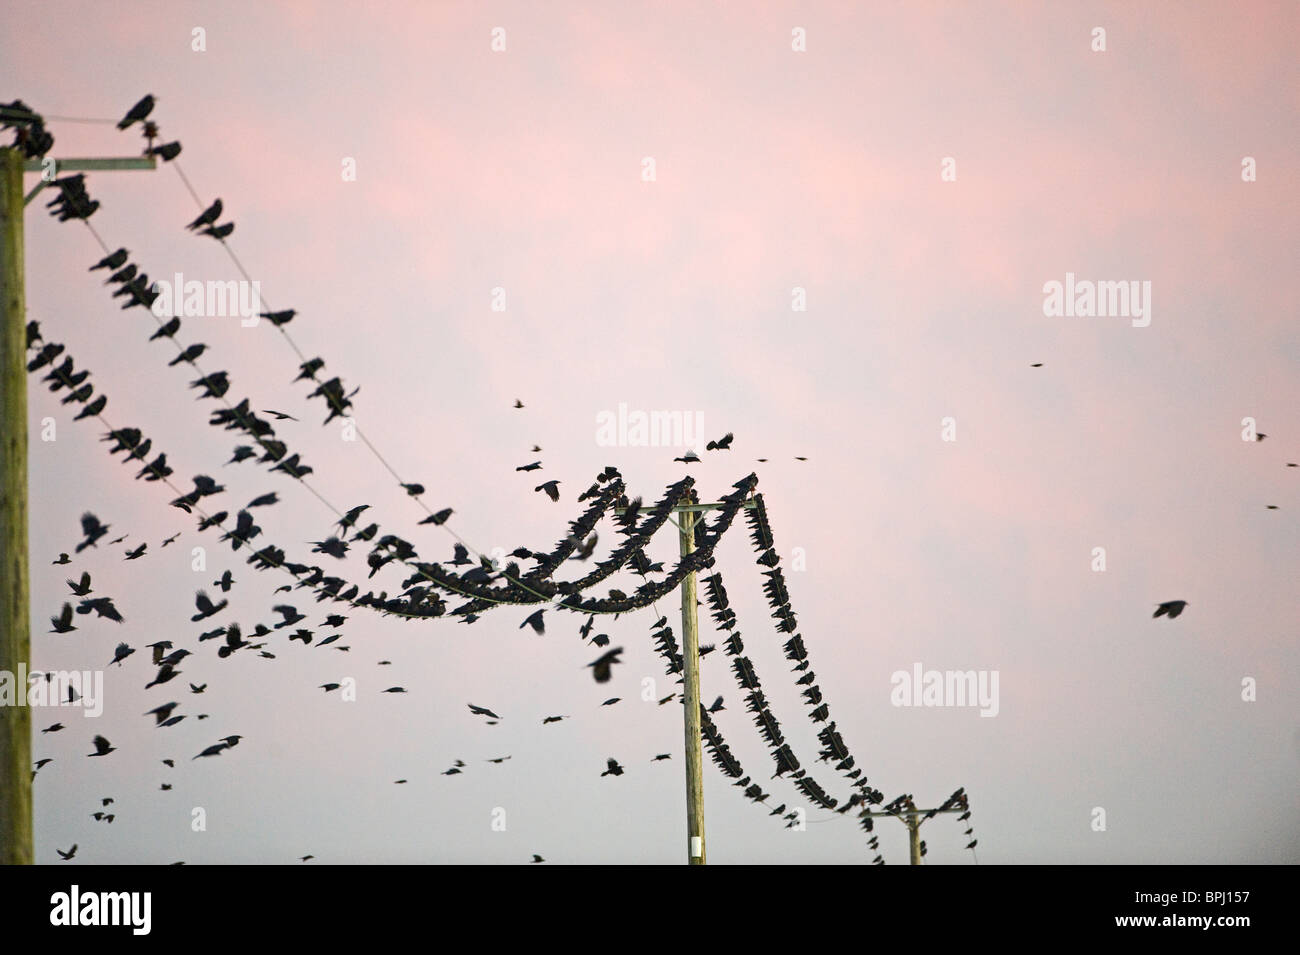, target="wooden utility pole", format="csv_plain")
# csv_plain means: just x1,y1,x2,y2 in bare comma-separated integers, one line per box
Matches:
616,495,755,865
0,148,155,865
0,146,32,865
678,502,705,865
861,802,966,865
